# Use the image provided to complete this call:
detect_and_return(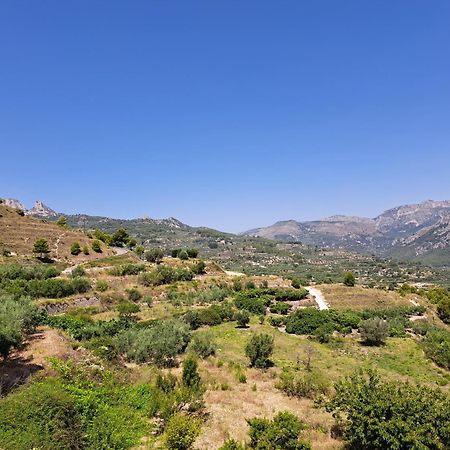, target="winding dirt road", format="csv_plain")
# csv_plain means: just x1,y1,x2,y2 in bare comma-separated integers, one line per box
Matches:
306,286,329,310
